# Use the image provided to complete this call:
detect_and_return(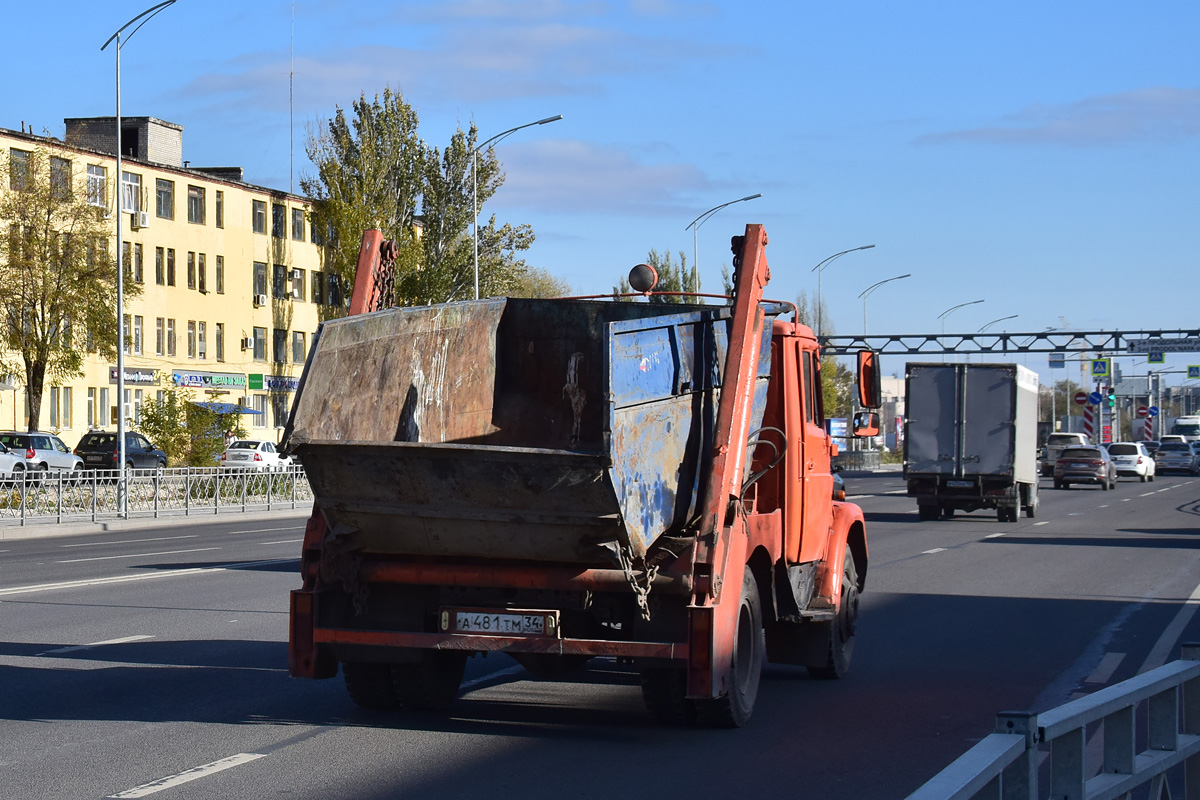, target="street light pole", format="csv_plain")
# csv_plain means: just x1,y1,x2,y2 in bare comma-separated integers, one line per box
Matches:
937,299,985,361
978,314,1018,333
102,0,176,518
812,244,874,338
472,114,562,300
684,193,762,294
857,273,910,334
